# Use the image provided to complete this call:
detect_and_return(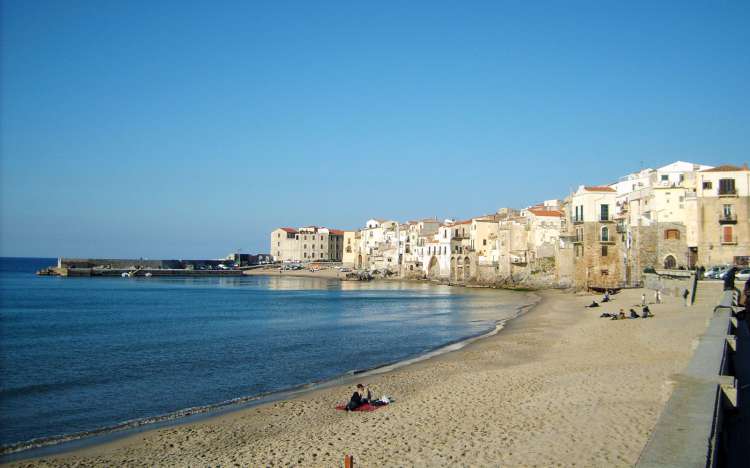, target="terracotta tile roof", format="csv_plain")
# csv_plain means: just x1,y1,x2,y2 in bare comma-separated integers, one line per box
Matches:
453,219,472,225
528,208,563,217
700,164,749,172
280,227,297,233
584,186,616,192
329,229,344,235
